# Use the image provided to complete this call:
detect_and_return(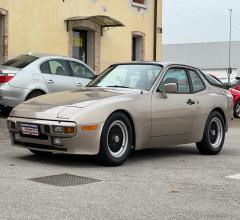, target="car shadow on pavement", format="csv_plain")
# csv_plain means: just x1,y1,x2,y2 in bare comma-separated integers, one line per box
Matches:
16,145,199,168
